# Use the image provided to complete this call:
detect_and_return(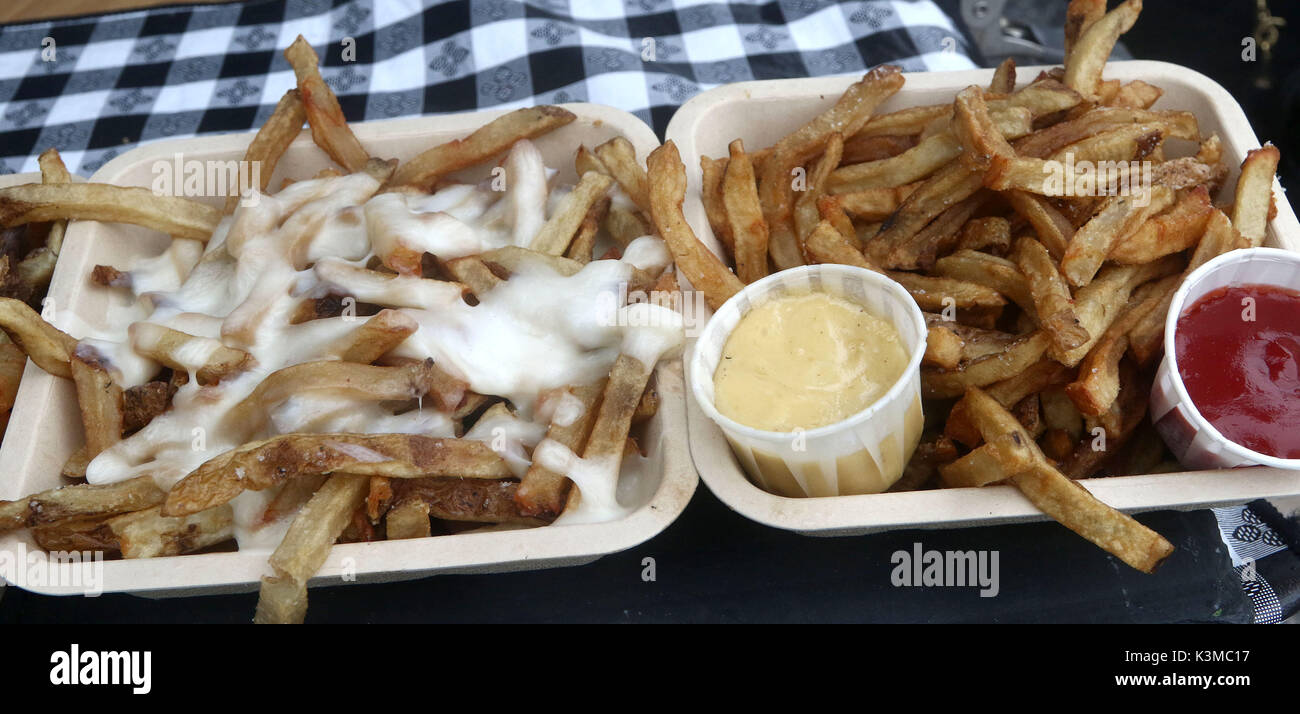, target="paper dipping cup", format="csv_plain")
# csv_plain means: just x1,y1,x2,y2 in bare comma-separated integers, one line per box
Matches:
1150,247,1300,471
689,264,927,497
